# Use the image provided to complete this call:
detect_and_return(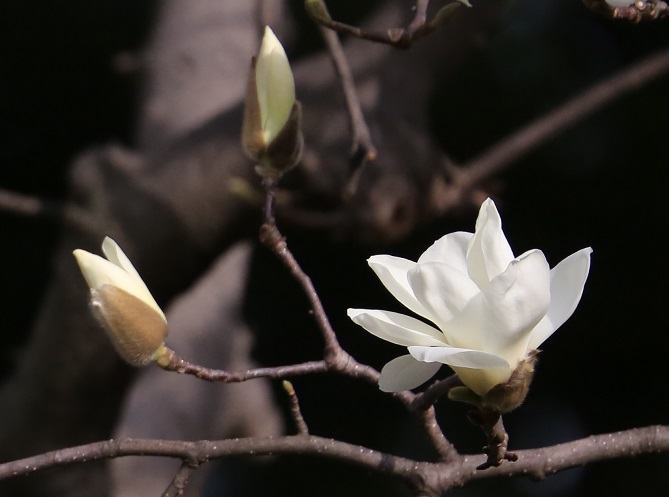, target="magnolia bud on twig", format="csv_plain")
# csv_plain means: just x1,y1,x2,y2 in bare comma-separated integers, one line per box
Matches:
73,237,168,366
242,26,303,178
